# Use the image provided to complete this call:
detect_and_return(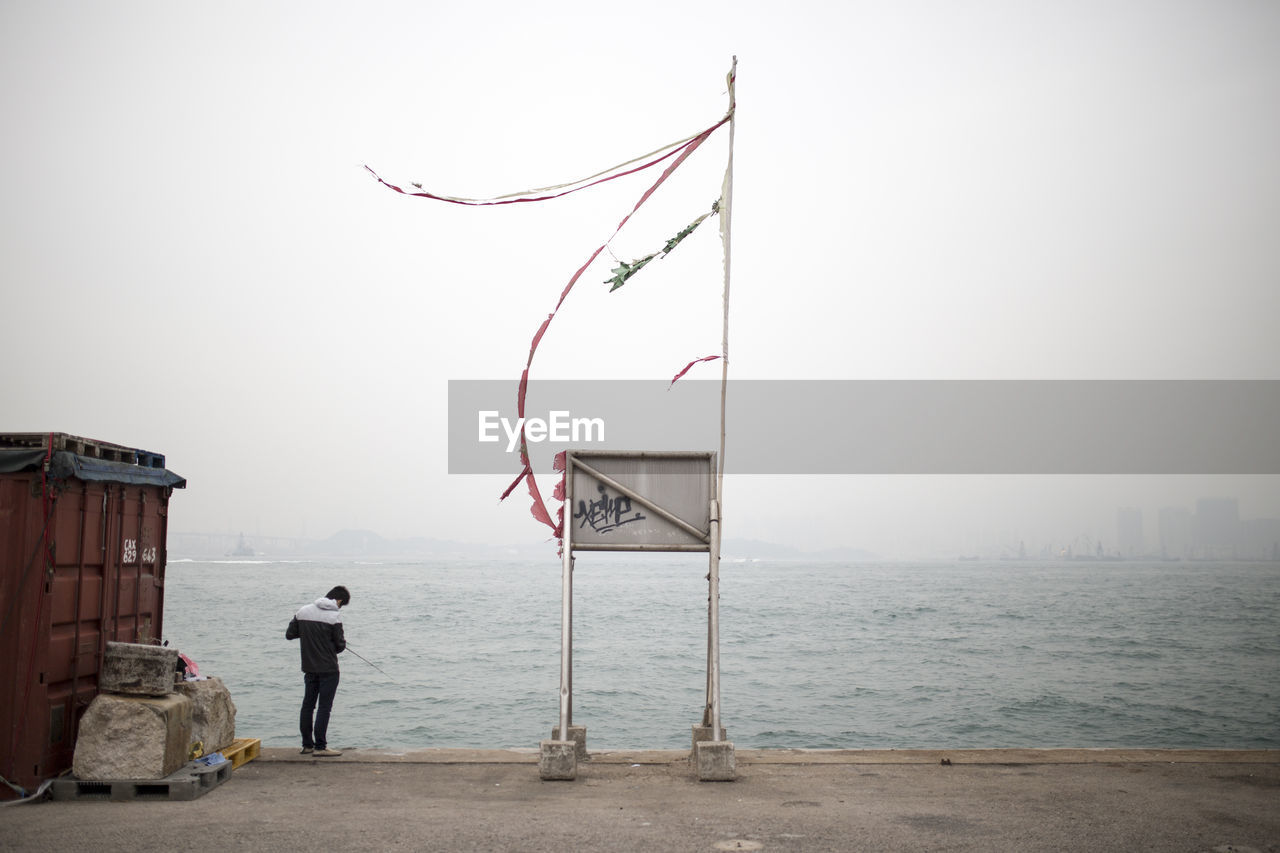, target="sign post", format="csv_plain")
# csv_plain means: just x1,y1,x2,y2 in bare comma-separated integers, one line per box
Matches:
538,450,734,781
540,58,739,783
